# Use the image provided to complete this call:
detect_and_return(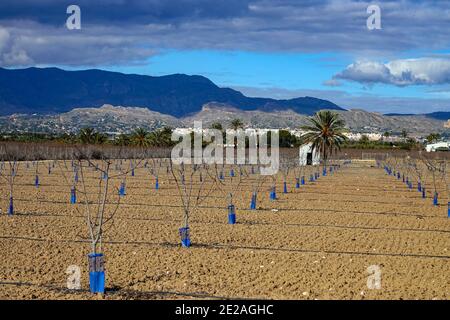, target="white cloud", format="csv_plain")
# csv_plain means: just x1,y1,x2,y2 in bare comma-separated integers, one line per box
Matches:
333,58,450,86
0,26,33,66
1,1,450,67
